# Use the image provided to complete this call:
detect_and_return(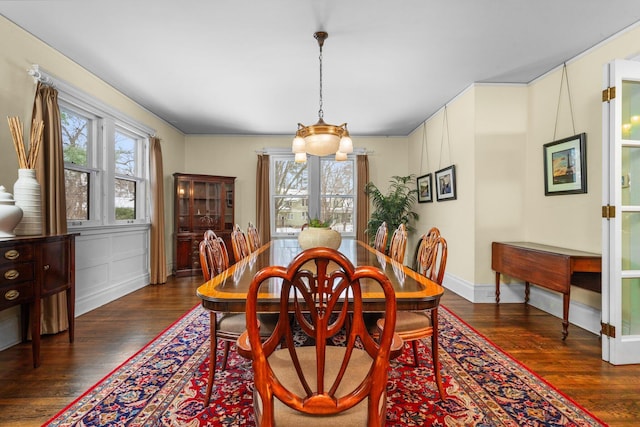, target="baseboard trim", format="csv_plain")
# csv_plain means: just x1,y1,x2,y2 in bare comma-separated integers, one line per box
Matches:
76,273,150,316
